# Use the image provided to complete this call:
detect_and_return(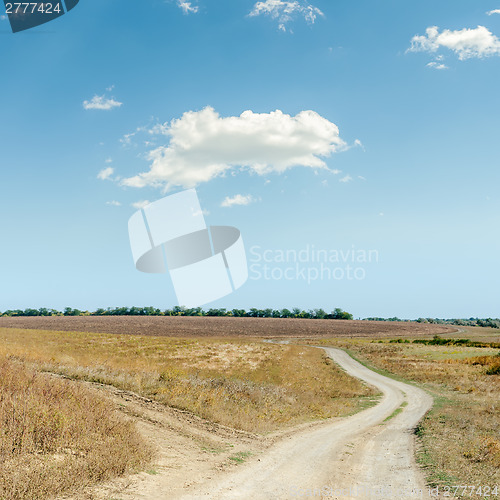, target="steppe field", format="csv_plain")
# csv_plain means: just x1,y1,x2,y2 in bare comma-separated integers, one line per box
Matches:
0,317,498,499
